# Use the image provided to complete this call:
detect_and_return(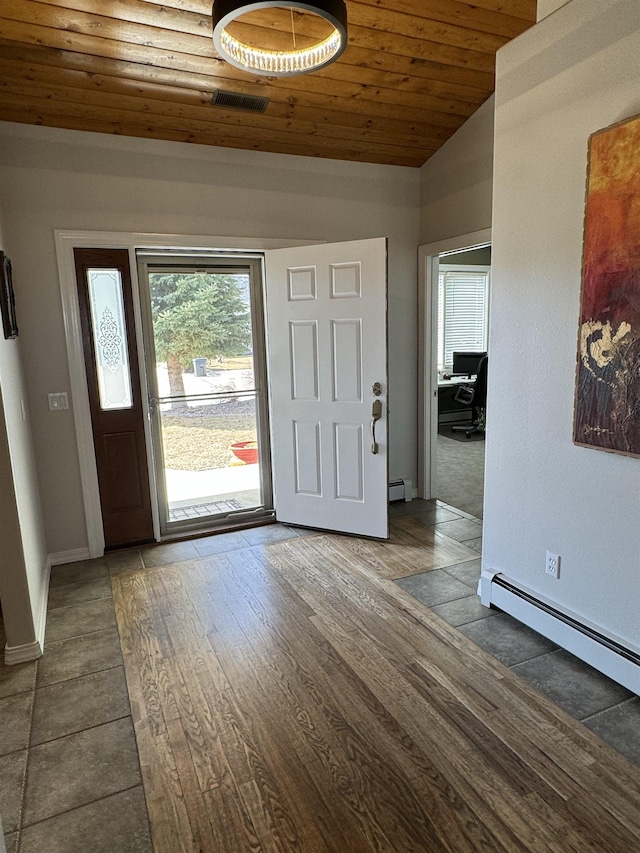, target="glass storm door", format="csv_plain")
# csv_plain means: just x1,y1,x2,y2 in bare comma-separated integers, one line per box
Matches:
137,255,272,535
